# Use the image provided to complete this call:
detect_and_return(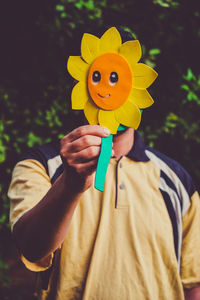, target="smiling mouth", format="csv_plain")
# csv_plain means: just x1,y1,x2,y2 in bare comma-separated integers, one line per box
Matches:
97,93,111,99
